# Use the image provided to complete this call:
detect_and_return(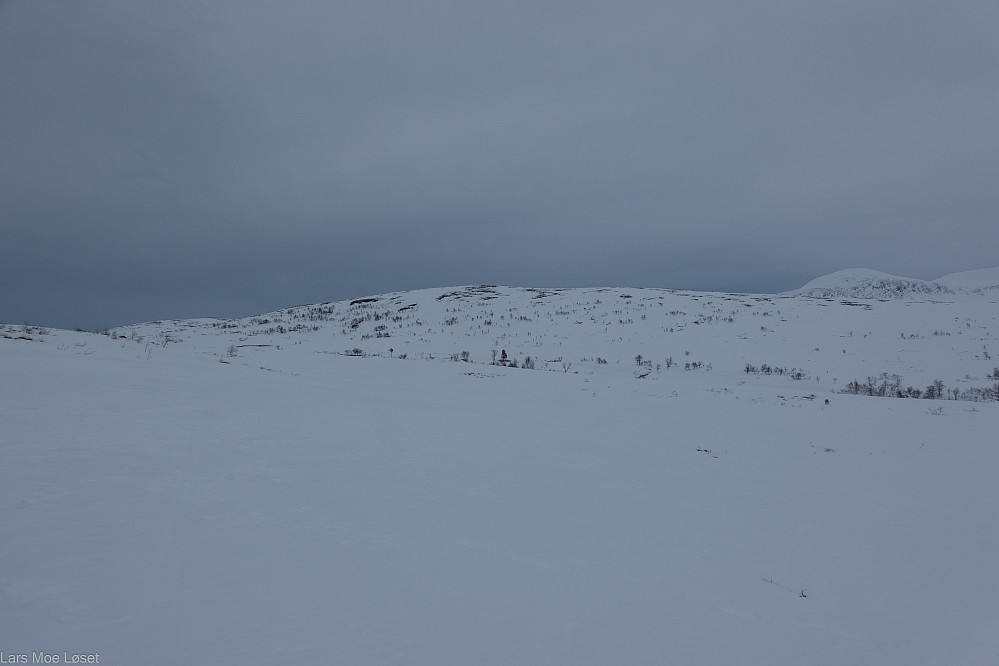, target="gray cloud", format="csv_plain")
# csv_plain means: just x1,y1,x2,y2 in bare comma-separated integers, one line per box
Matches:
2,0,997,329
